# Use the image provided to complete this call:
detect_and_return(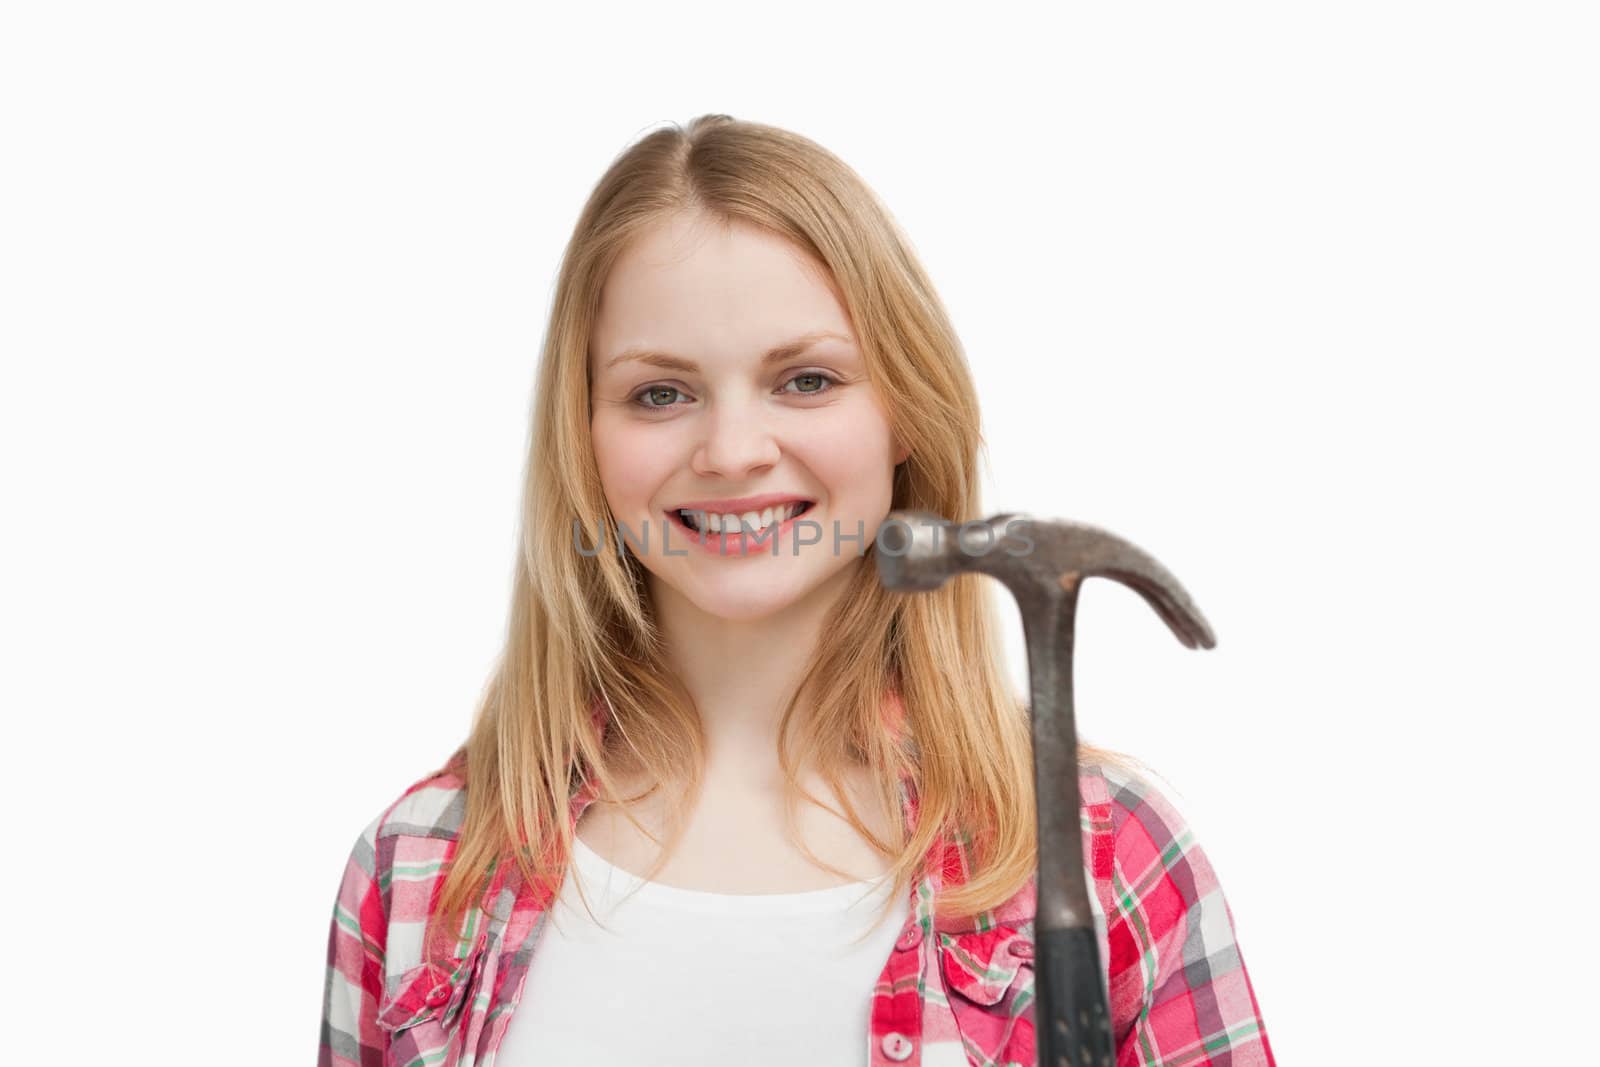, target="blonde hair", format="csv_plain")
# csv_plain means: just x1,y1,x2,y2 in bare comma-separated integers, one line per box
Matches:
427,113,1141,954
